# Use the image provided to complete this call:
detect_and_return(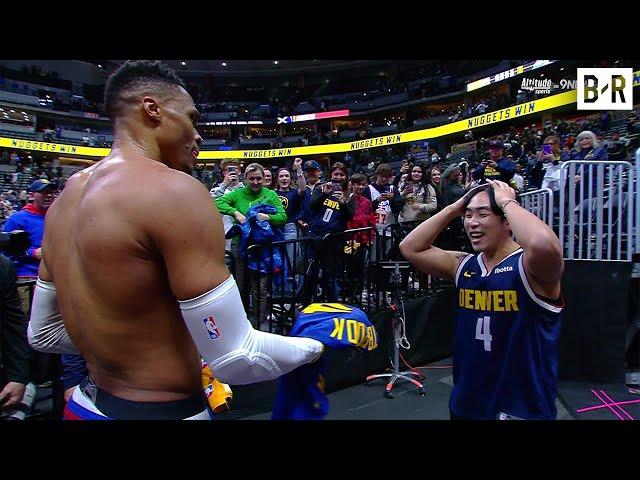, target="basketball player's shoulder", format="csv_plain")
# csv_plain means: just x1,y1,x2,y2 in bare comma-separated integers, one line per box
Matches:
148,166,209,203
